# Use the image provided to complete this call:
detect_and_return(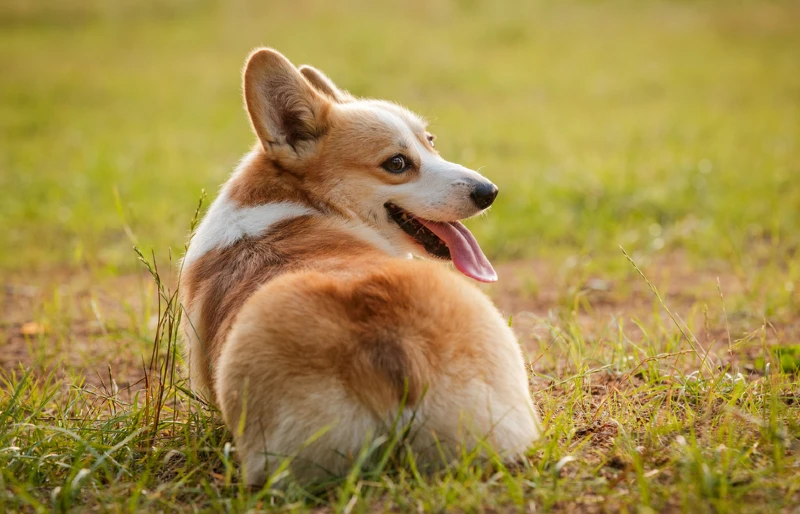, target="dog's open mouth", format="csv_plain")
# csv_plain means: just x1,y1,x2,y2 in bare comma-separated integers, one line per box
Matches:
385,202,497,283
385,203,451,259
